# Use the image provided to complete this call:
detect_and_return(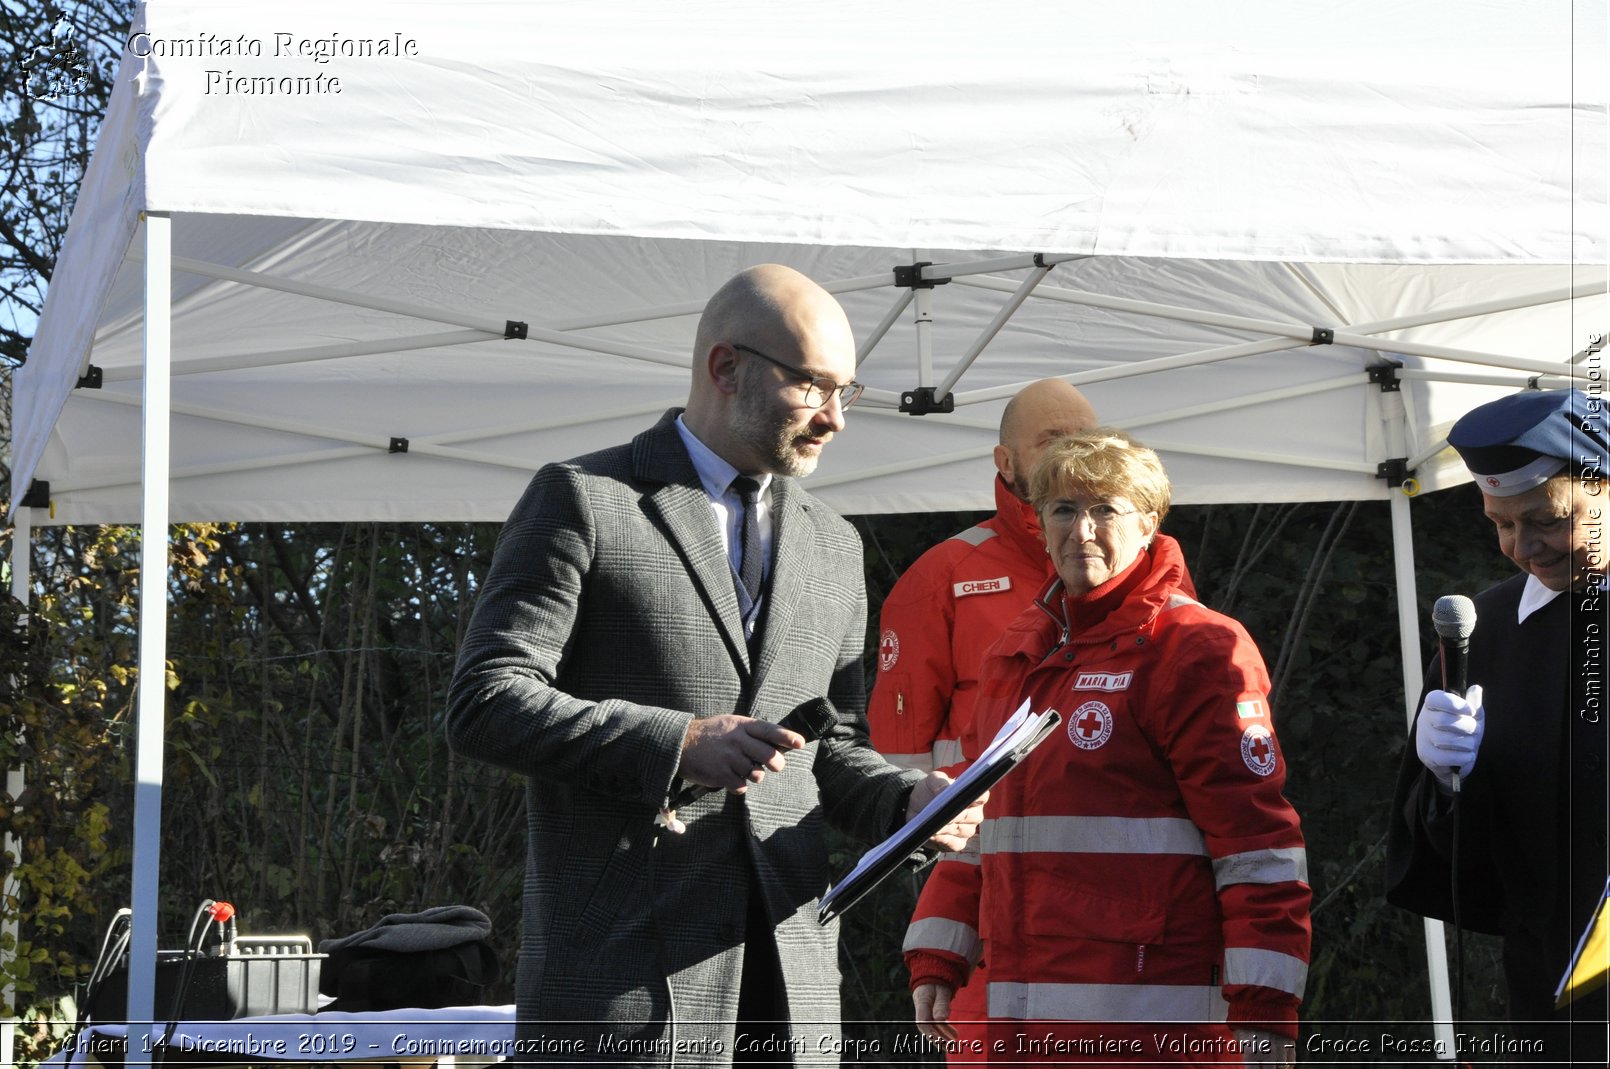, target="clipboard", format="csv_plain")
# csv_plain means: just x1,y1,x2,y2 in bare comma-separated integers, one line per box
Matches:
817,699,1061,924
